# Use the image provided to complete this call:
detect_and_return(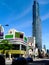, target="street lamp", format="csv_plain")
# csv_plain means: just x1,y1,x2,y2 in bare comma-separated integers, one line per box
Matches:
0,24,9,39
5,24,9,26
